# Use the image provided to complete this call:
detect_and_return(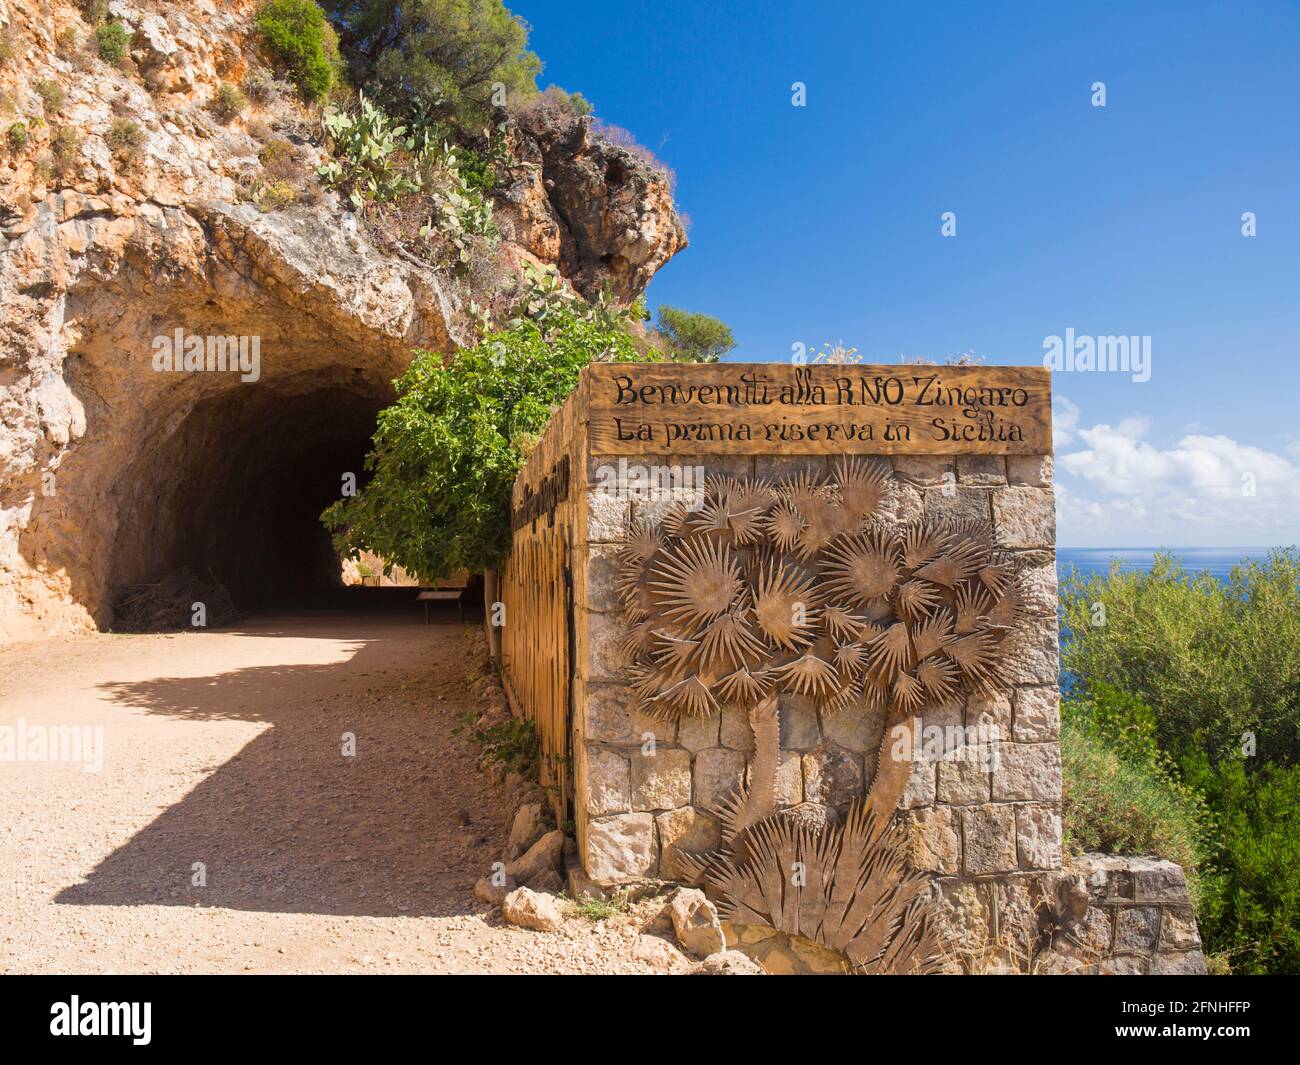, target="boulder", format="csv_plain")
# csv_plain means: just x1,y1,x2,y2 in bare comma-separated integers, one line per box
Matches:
473,873,517,906
507,802,543,860
669,888,725,957
633,935,687,971
696,950,765,975
501,887,566,933
505,829,565,886
529,870,565,895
